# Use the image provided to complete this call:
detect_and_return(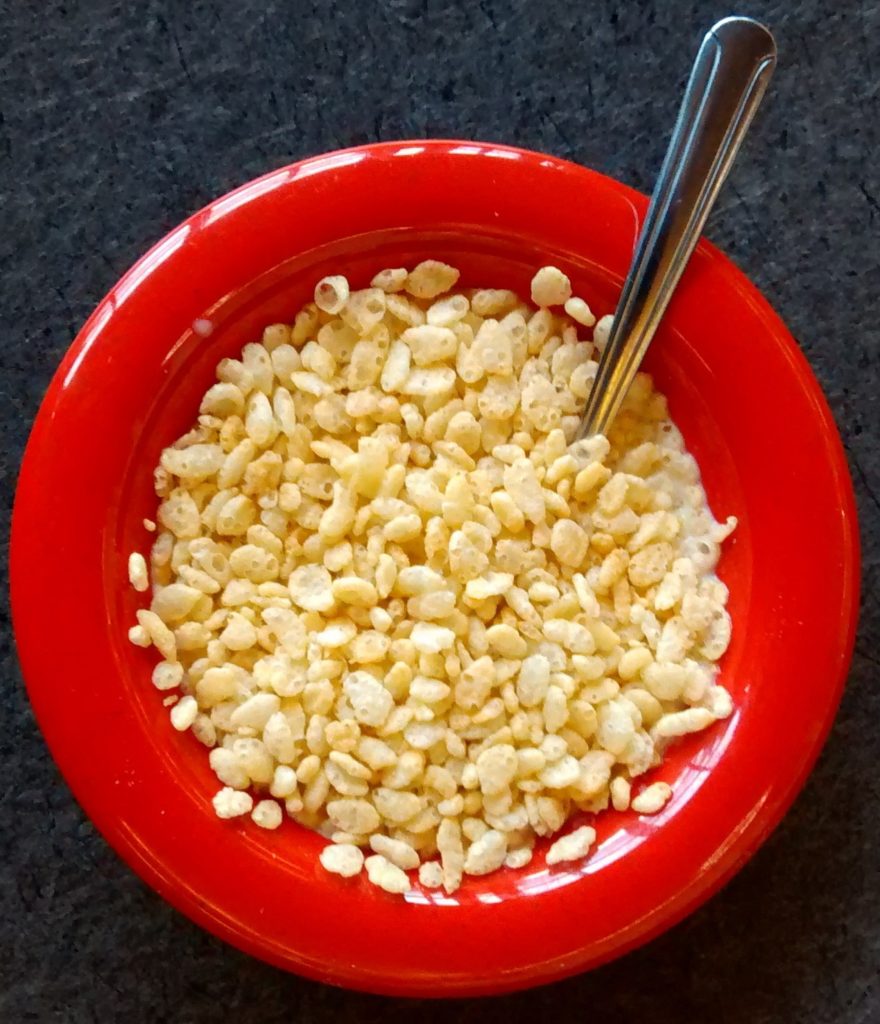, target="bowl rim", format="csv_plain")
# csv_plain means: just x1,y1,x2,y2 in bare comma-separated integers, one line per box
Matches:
10,139,860,996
